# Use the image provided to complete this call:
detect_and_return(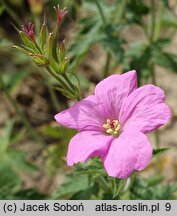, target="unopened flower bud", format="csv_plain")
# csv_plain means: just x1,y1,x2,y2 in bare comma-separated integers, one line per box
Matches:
59,58,68,73
30,54,49,67
59,40,66,61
